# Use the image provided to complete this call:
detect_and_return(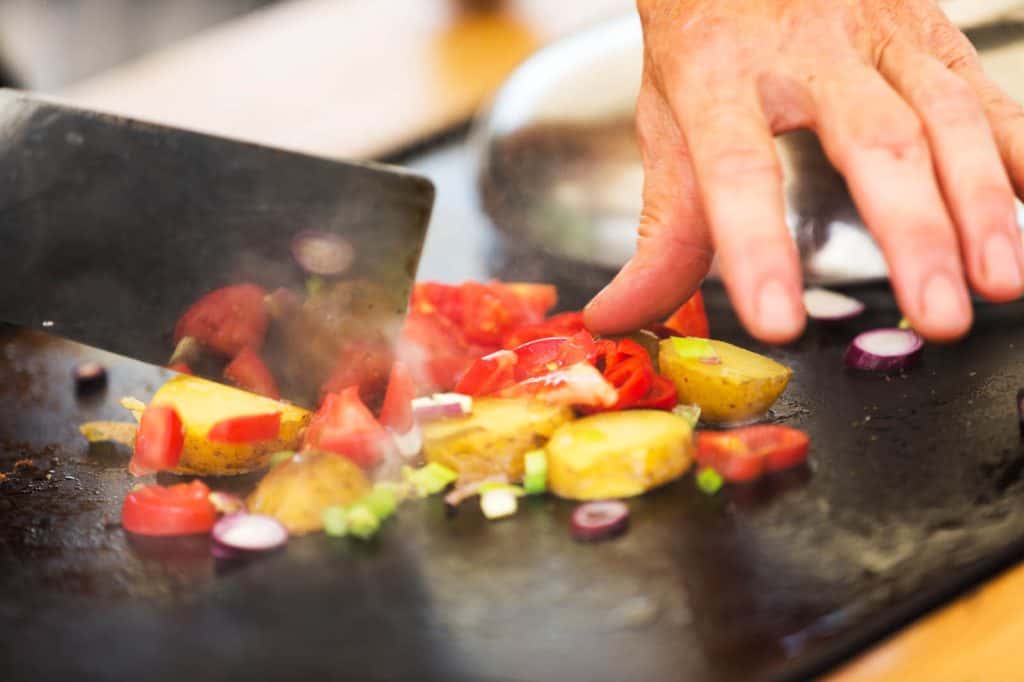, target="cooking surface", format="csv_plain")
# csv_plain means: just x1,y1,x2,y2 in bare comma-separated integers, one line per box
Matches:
3,284,1024,682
